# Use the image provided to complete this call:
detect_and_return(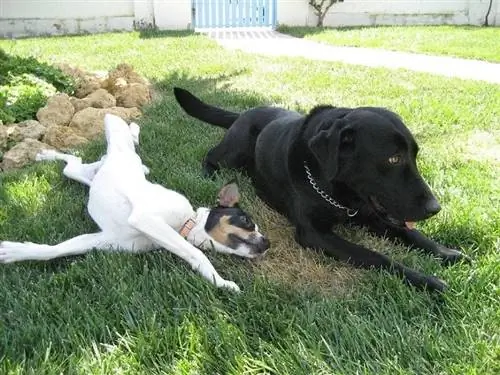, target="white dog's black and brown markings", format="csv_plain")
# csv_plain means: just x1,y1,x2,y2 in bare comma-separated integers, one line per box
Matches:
0,114,269,292
173,87,469,292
